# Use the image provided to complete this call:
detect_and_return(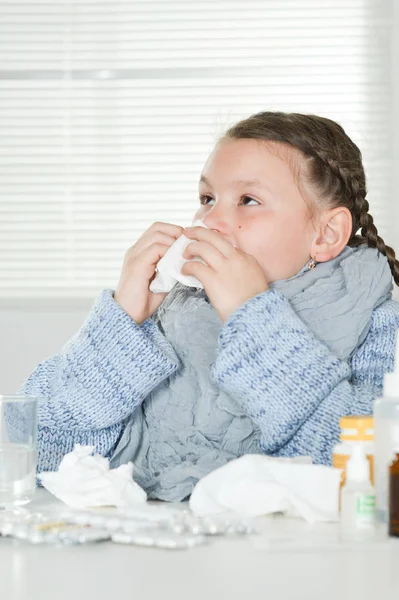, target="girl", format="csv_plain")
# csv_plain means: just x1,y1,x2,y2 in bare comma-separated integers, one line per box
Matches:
21,112,399,501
